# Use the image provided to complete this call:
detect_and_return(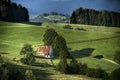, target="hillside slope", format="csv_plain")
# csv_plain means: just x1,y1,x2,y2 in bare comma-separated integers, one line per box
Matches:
30,12,70,23
0,21,120,79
